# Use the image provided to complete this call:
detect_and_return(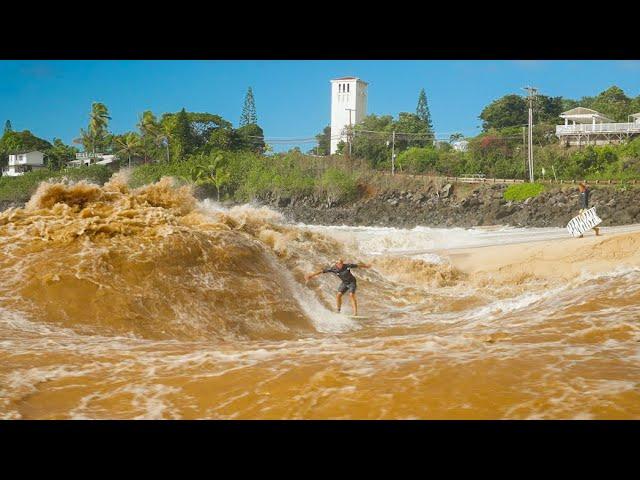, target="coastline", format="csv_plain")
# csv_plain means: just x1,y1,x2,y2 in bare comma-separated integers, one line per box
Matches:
3,180,640,230
267,183,640,229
